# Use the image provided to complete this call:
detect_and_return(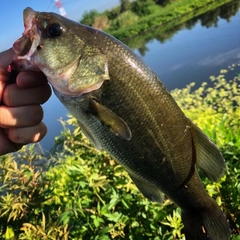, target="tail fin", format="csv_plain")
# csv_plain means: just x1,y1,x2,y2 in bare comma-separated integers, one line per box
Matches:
182,204,231,240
